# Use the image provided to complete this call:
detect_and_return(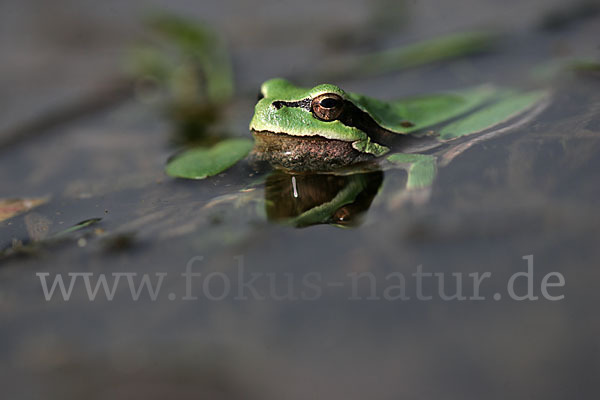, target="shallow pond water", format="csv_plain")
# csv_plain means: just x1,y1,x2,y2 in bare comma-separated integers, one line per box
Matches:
1,1,600,399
